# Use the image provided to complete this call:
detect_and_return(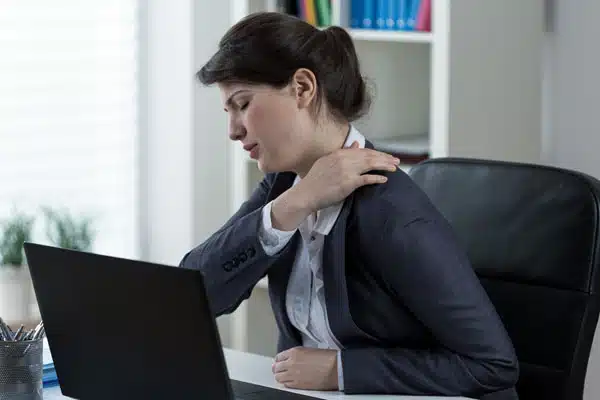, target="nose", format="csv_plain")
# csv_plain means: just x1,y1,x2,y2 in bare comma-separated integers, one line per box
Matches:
228,114,245,141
